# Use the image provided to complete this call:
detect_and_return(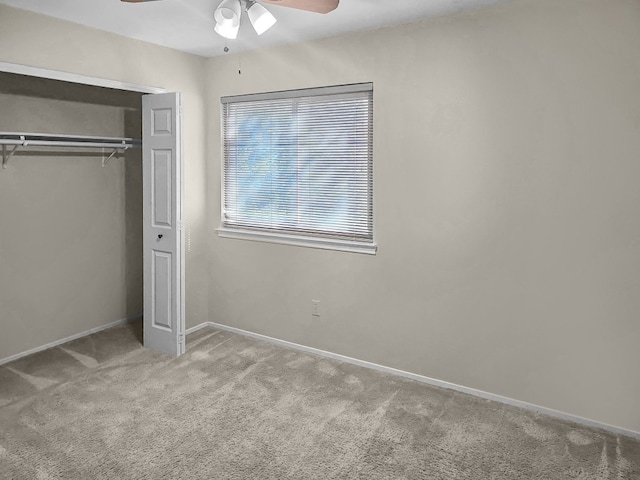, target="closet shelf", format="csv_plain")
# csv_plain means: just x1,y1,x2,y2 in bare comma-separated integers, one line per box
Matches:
0,132,142,169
